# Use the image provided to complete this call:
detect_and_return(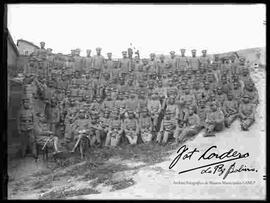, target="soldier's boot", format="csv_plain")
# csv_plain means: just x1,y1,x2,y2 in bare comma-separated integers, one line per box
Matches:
204,125,215,137
53,137,60,153
162,131,170,145
105,133,111,147
156,132,163,144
